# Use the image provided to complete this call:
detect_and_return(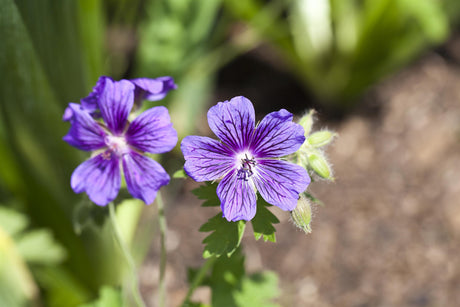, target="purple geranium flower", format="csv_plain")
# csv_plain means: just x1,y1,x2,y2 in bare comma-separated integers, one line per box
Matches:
63,75,177,121
181,96,310,221
64,78,177,206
